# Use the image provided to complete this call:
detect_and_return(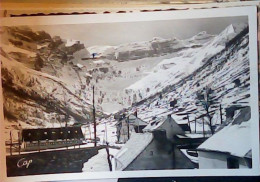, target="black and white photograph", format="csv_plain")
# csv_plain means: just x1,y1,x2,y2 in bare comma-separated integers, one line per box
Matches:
0,6,259,181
